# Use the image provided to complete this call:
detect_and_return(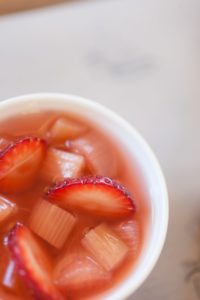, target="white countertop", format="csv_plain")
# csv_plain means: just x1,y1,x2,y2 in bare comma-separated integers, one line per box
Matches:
0,0,200,299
